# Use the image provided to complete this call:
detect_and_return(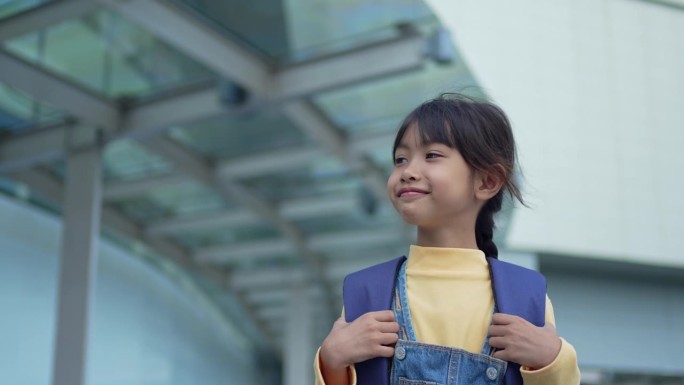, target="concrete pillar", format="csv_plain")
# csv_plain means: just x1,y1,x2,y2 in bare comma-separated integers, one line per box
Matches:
51,127,102,385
